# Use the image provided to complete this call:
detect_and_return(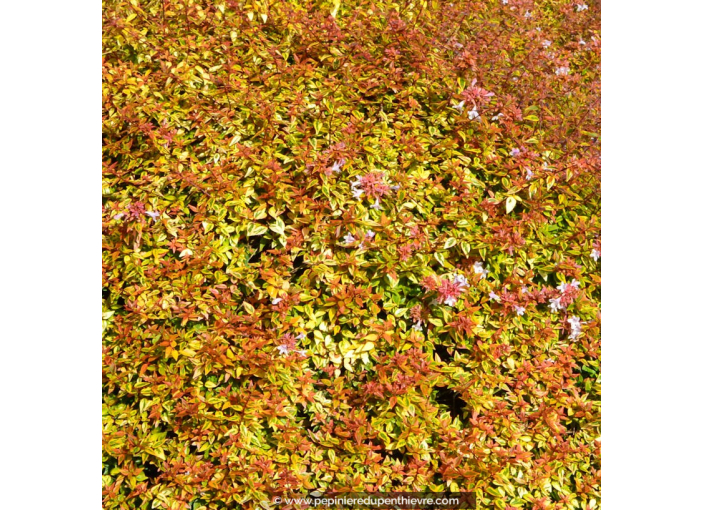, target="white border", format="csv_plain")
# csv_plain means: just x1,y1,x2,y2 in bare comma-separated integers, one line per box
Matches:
603,0,704,508
0,0,100,506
